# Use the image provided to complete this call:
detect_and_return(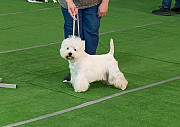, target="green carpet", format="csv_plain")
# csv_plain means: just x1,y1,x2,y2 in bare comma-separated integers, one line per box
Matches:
0,0,180,126
19,80,180,127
